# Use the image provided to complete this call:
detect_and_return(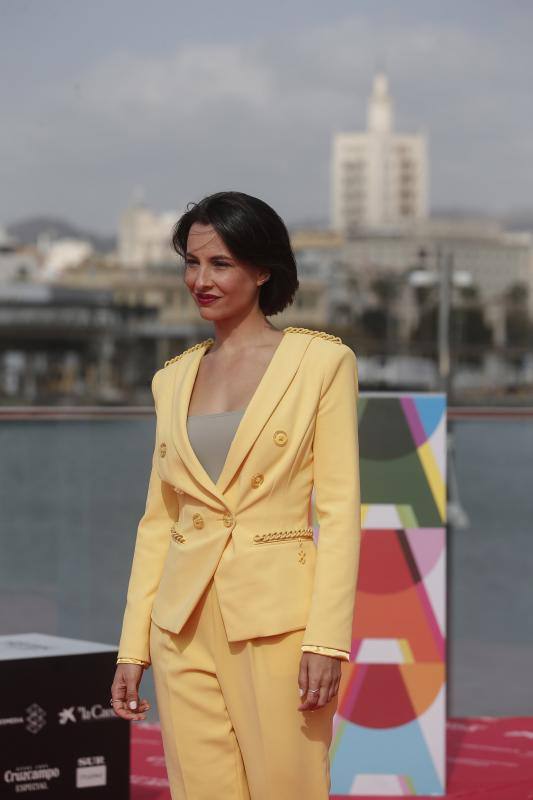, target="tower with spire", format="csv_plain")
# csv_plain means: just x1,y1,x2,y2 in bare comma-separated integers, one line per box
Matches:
331,71,428,232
